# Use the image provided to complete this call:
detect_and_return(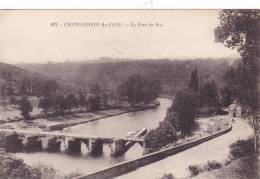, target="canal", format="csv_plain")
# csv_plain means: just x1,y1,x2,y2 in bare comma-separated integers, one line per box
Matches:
15,98,172,175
